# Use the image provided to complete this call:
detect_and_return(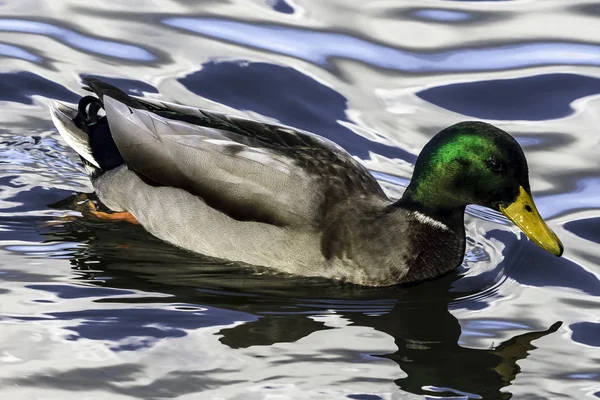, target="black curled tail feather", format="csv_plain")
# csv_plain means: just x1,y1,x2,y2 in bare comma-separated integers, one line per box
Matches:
72,83,129,176
73,95,103,129
61,78,154,179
